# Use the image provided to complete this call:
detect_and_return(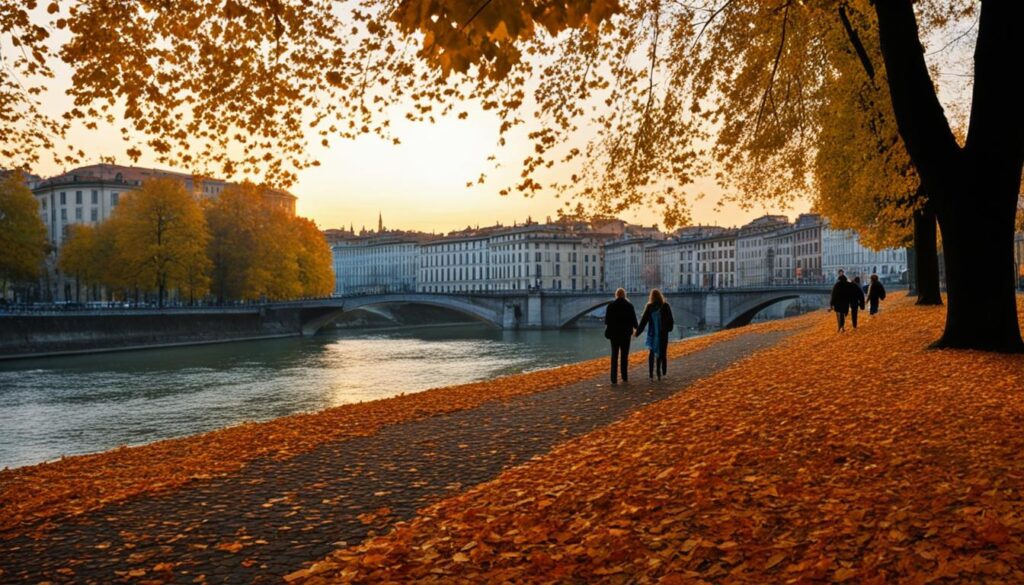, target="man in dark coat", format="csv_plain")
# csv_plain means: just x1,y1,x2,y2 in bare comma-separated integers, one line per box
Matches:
866,274,887,314
849,276,866,329
830,273,854,332
604,288,638,384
